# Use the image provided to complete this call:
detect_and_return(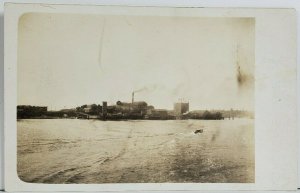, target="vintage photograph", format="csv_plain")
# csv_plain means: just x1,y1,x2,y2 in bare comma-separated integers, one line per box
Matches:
16,13,254,183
